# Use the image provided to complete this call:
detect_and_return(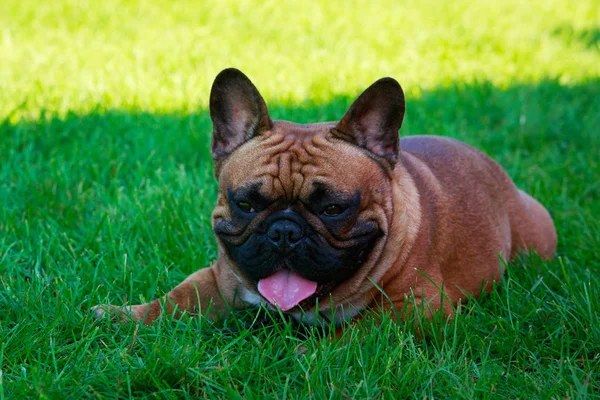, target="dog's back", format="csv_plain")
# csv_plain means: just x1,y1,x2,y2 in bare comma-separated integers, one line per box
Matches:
380,135,557,308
